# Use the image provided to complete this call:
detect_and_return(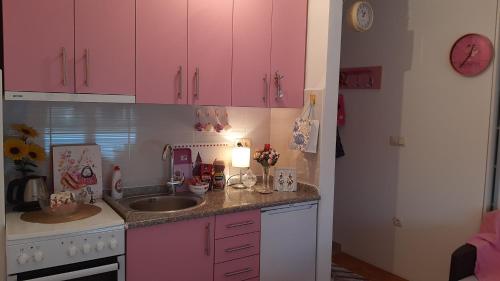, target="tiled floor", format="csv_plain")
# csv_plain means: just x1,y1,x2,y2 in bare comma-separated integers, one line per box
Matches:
333,252,408,281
